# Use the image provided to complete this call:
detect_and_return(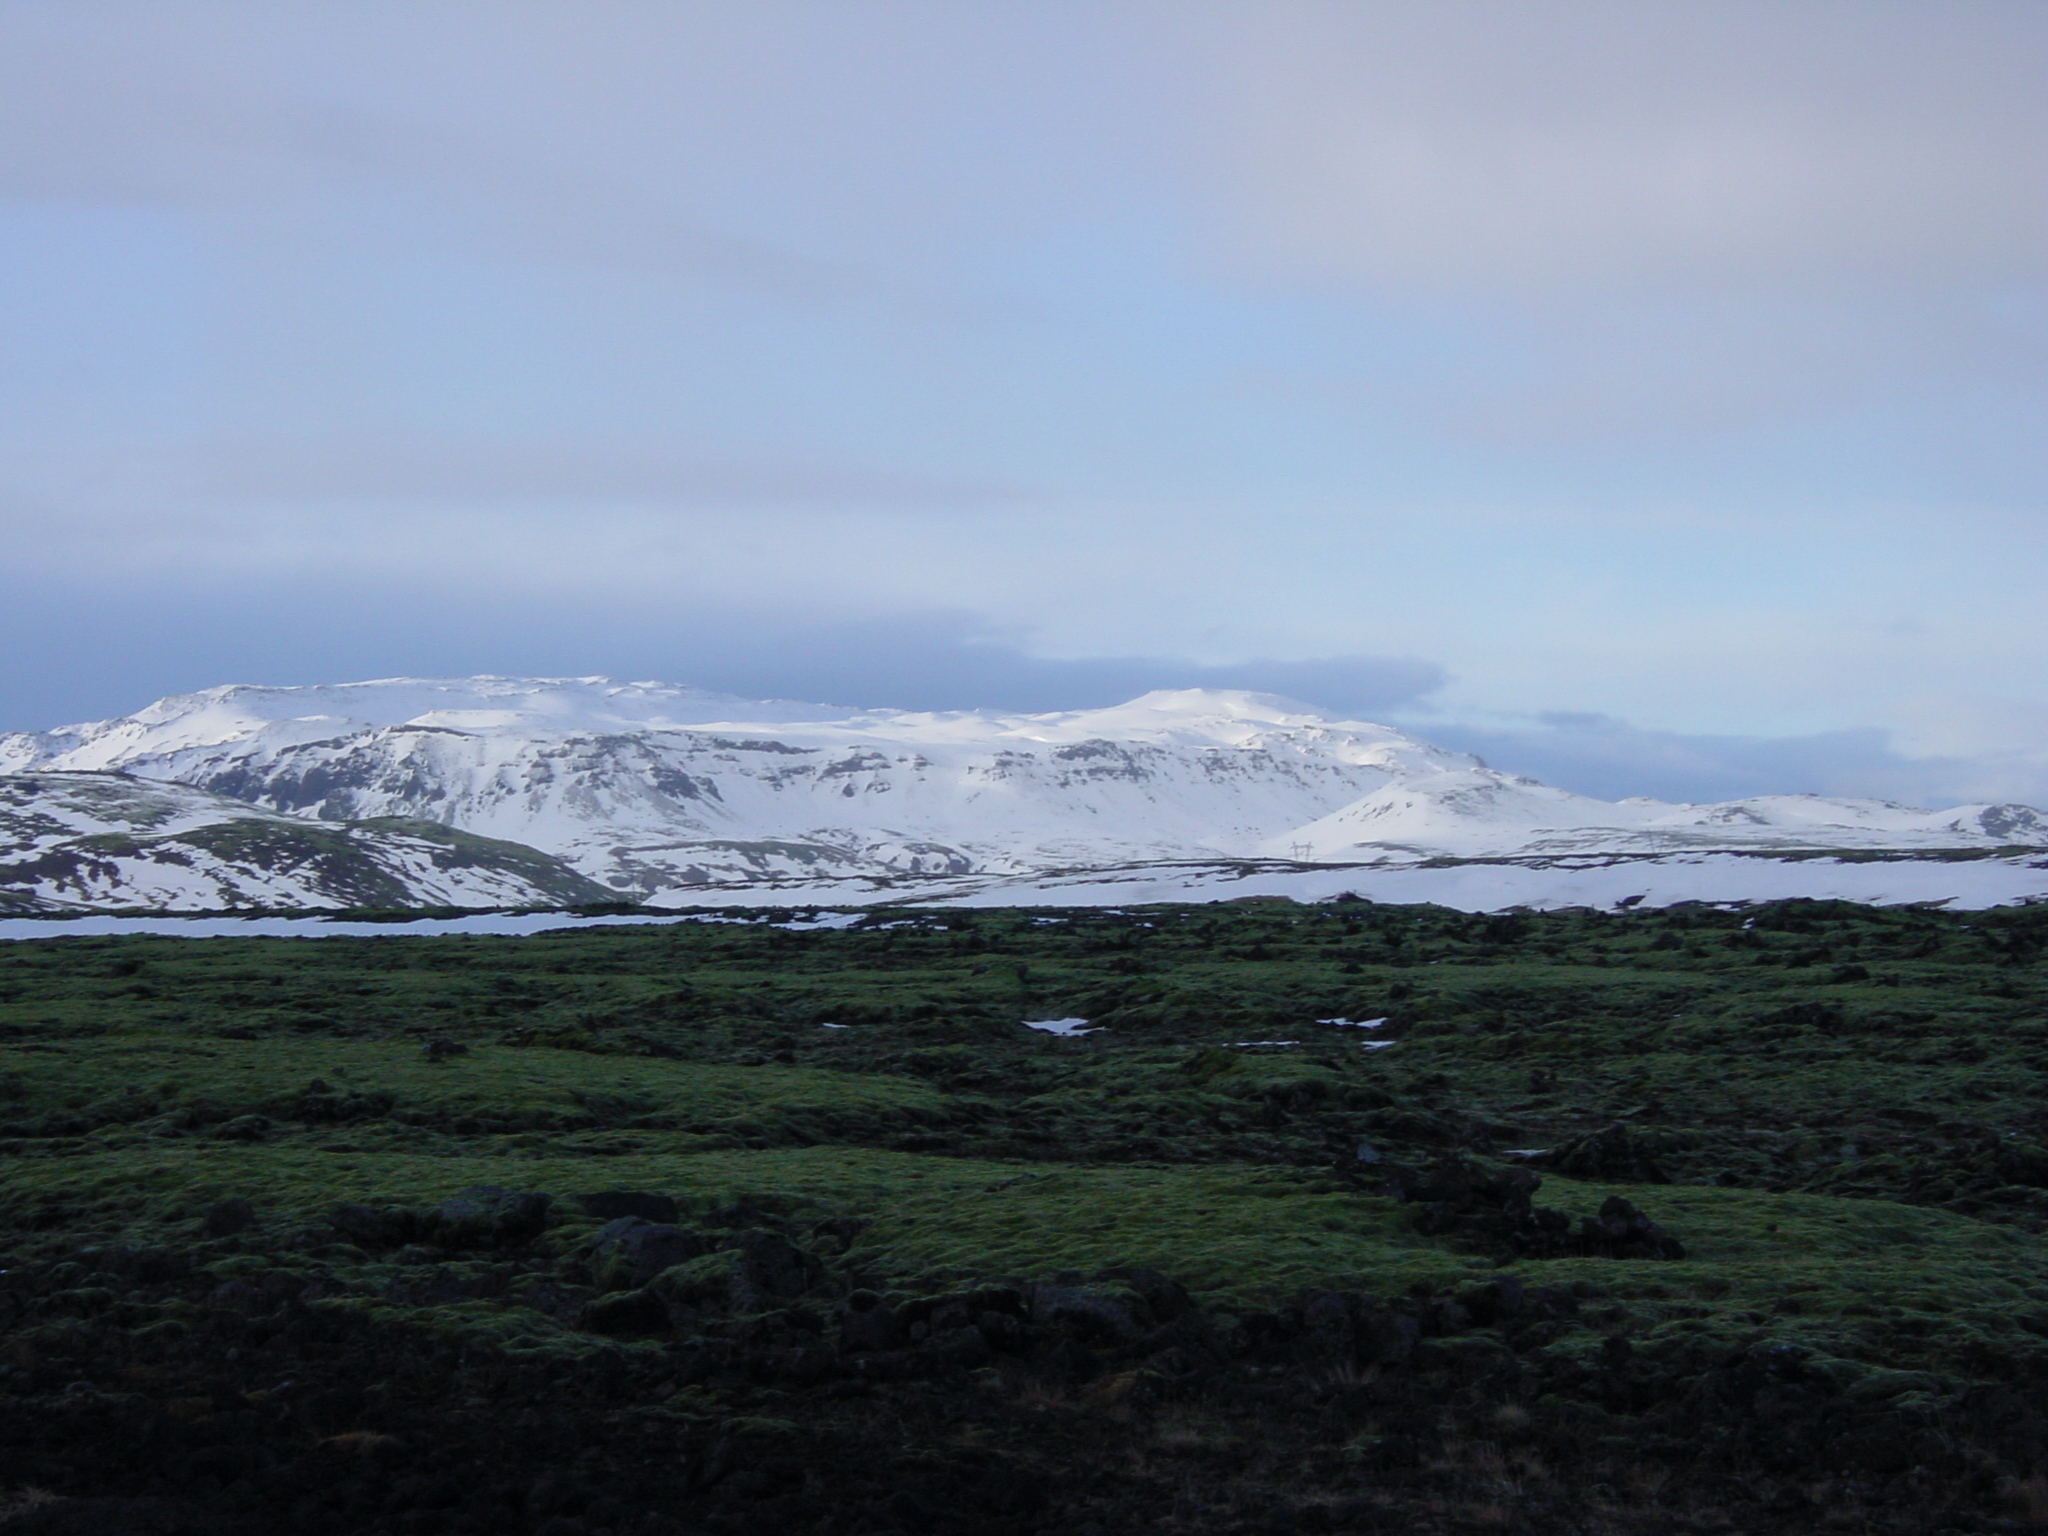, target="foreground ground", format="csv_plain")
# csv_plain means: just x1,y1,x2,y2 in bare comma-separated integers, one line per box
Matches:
2,897,2047,1534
